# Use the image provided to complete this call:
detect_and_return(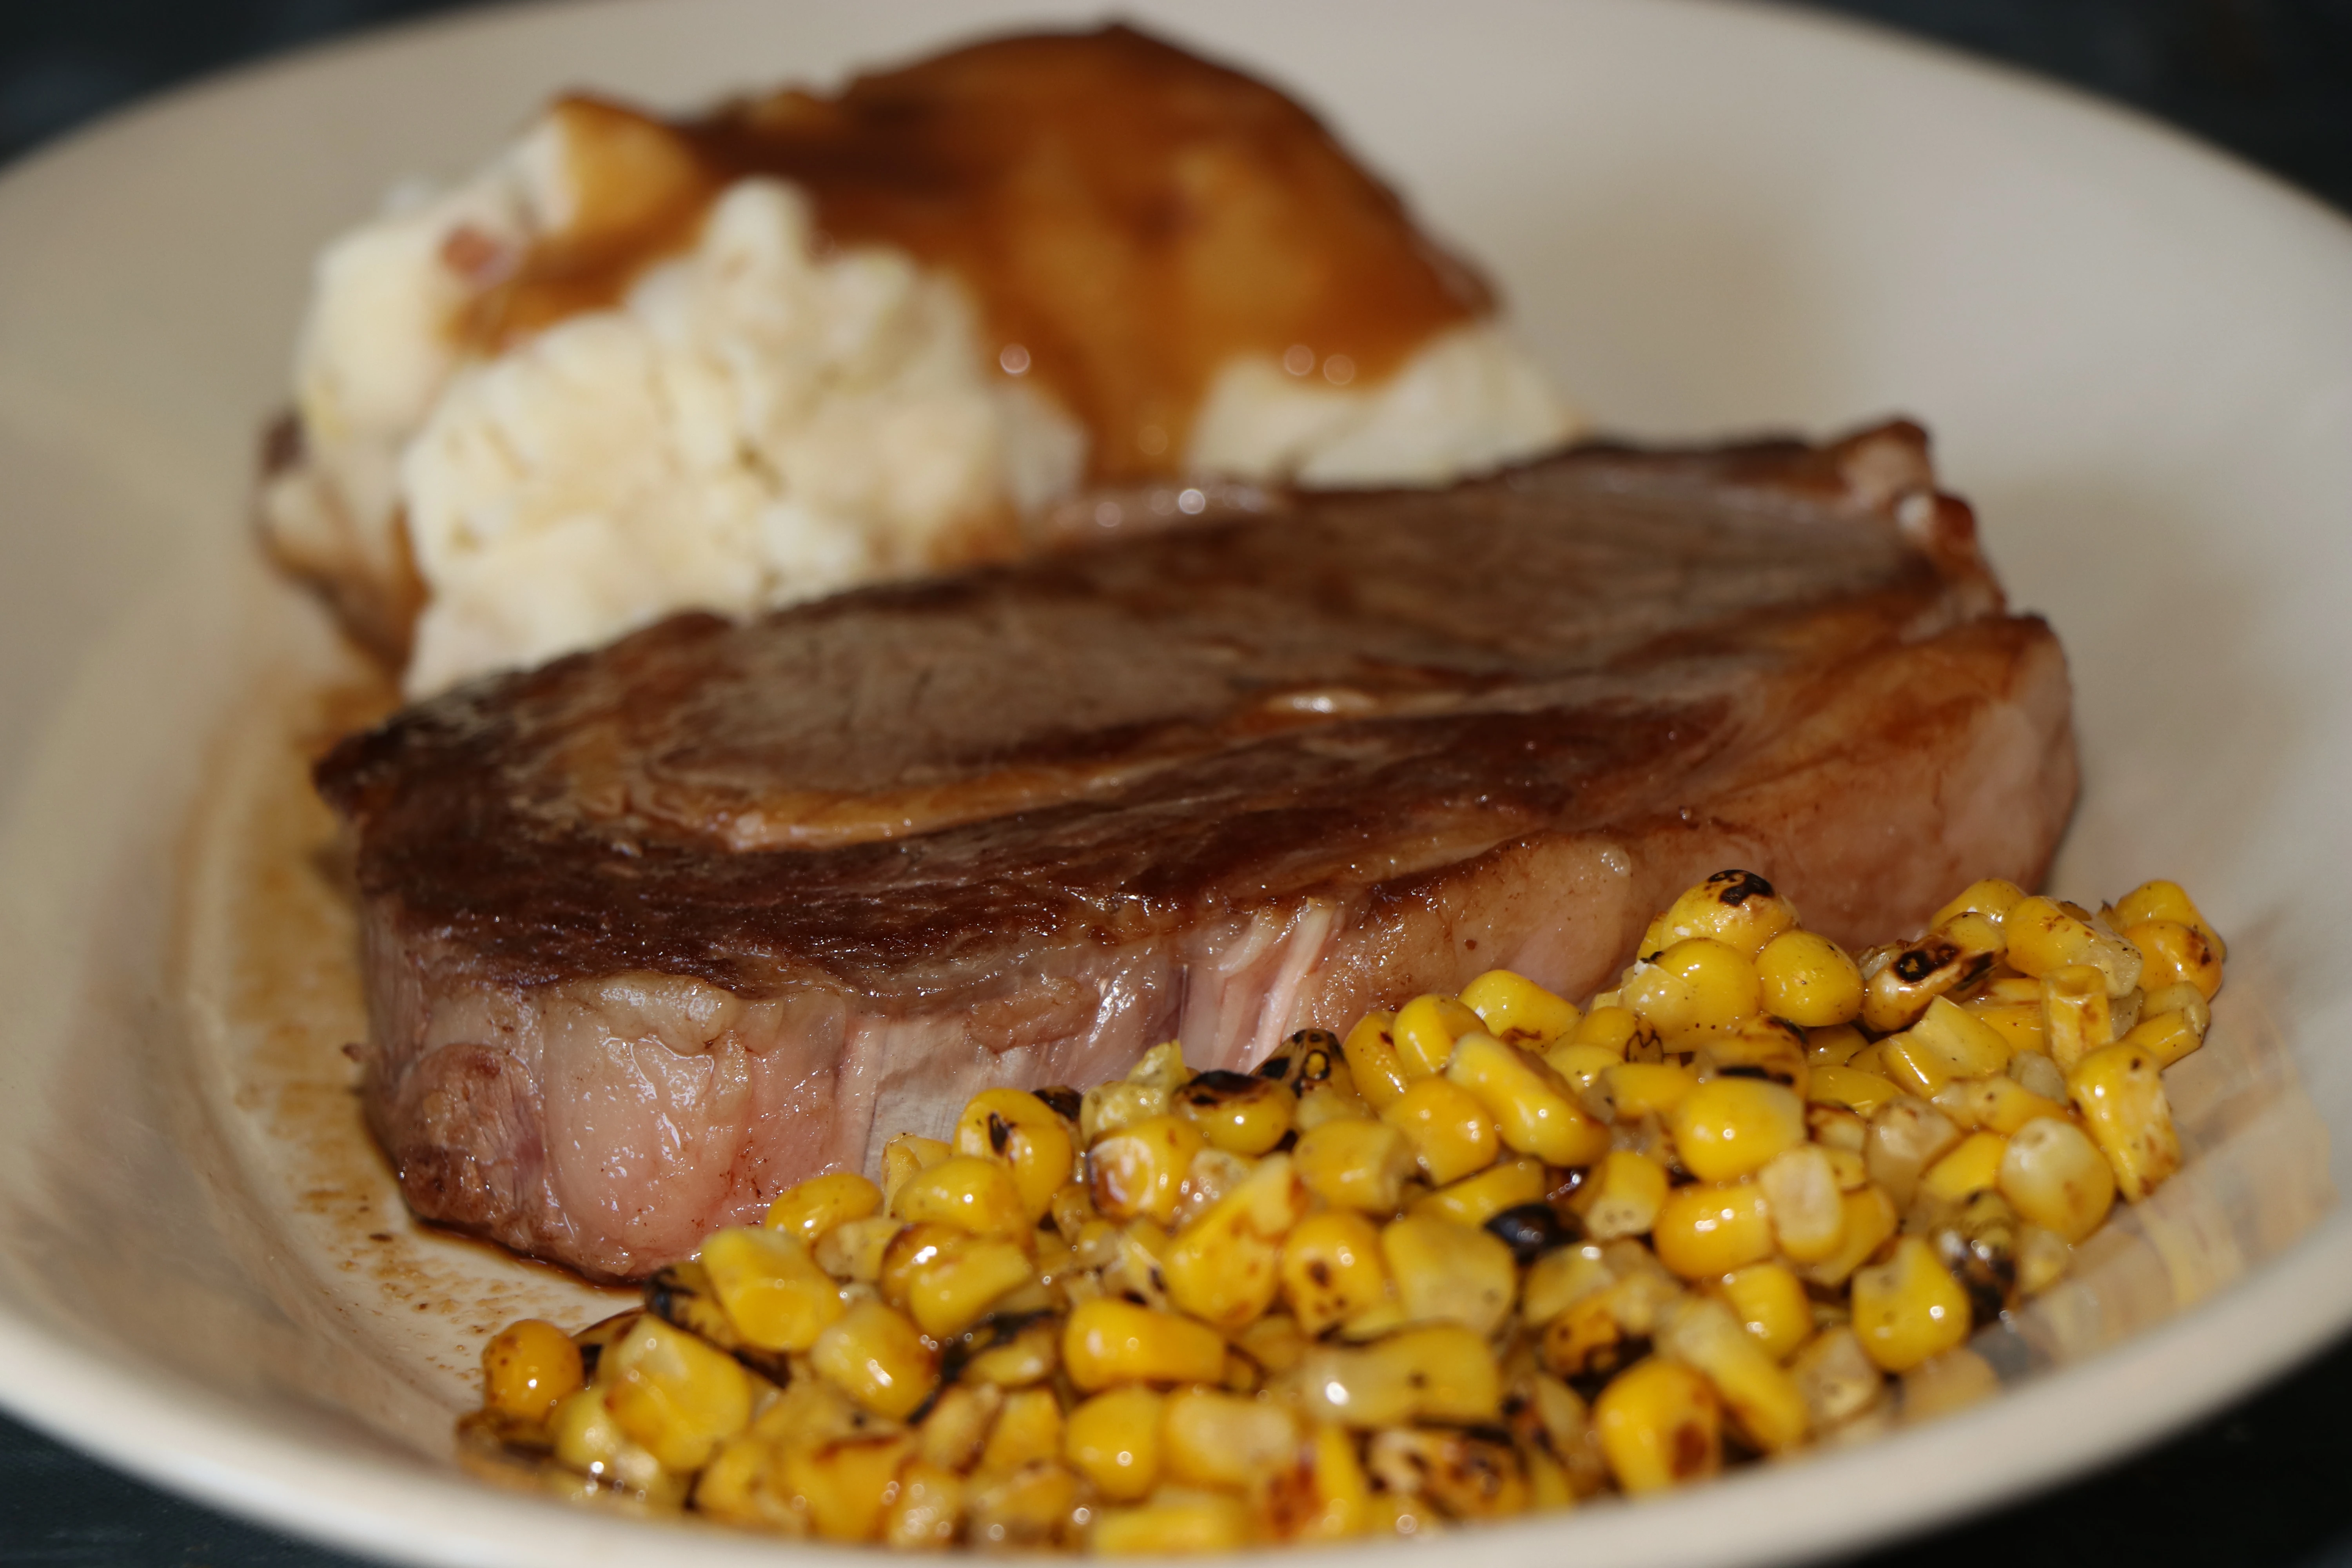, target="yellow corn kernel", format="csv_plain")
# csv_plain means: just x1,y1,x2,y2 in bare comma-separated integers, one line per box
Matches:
1340,1011,1410,1111
1860,922,2000,1034
551,1385,670,1495
782,1431,920,1542
481,1318,583,1423
979,1387,1065,1477
964,1319,1061,1390
893,1154,1031,1243
1652,1180,1775,1279
810,1300,938,1420
2112,878,2226,960
699,1225,848,1351
1757,1143,1844,1263
1162,1388,1302,1490
603,1316,755,1472
1660,1295,1810,1453
691,1433,796,1531
1265,1423,1373,1541
1623,938,1763,1034
1930,877,2028,930
1955,1074,2068,1136
967,1461,1081,1551
2120,1007,2205,1069
1788,1326,1884,1430
2123,920,2223,1003
2040,964,2115,1070
1865,1097,1962,1209
1966,1000,2049,1056
1083,1073,1174,1146
1173,1072,1296,1157
1063,1298,1227,1391
1910,996,2014,1077
1090,1490,1248,1555
1876,1034,1955,1098
1163,1154,1311,1330
1381,1214,1519,1335
902,1233,1038,1340
1920,1131,2009,1202
1689,1017,1809,1094
1090,1114,1209,1226
1278,1211,1390,1334
884,1459,969,1550
1711,1263,1813,1361
1754,931,1864,1027
1997,1116,2115,1242
1461,967,1581,1046
1521,1242,1613,1325
1065,1387,1163,1502
1365,1427,1530,1520
814,1215,904,1282
1296,1072,1373,1133
1593,1060,1698,1121
1393,993,1485,1078
1446,1032,1611,1166
1648,870,1800,958
1289,1117,1415,1214
1900,1346,2000,1426
1566,1004,1646,1058
1850,1236,1972,1372
1413,1156,1549,1228
2069,1042,2182,1201
1541,1043,1624,1100
1571,1149,1671,1241
1671,1076,1806,1182
1380,1077,1500,1185
1797,1183,1900,1289
2005,897,2144,995
1297,1324,1502,1427
1595,1357,1722,1494
1806,1062,1901,1118
1804,1022,1868,1067
918,1379,1002,1472
957,1089,1078,1221
882,1133,953,1212
764,1171,883,1247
